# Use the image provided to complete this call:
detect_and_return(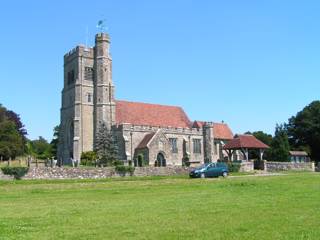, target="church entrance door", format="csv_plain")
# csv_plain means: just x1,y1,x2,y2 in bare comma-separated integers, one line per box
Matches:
156,153,166,167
